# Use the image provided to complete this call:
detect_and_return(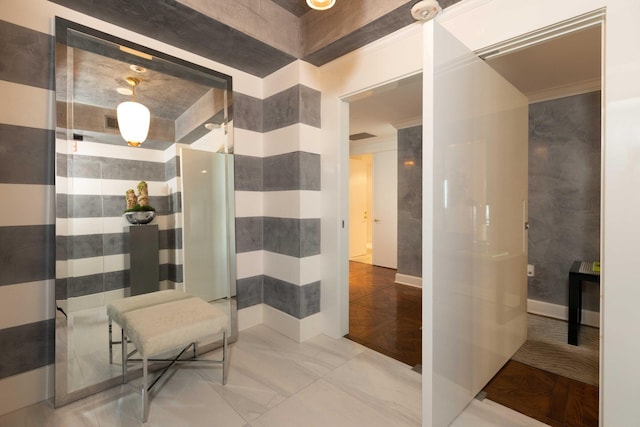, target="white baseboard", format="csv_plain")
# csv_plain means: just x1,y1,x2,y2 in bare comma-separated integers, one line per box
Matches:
263,305,322,342
238,304,263,331
527,298,600,328
395,273,422,288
